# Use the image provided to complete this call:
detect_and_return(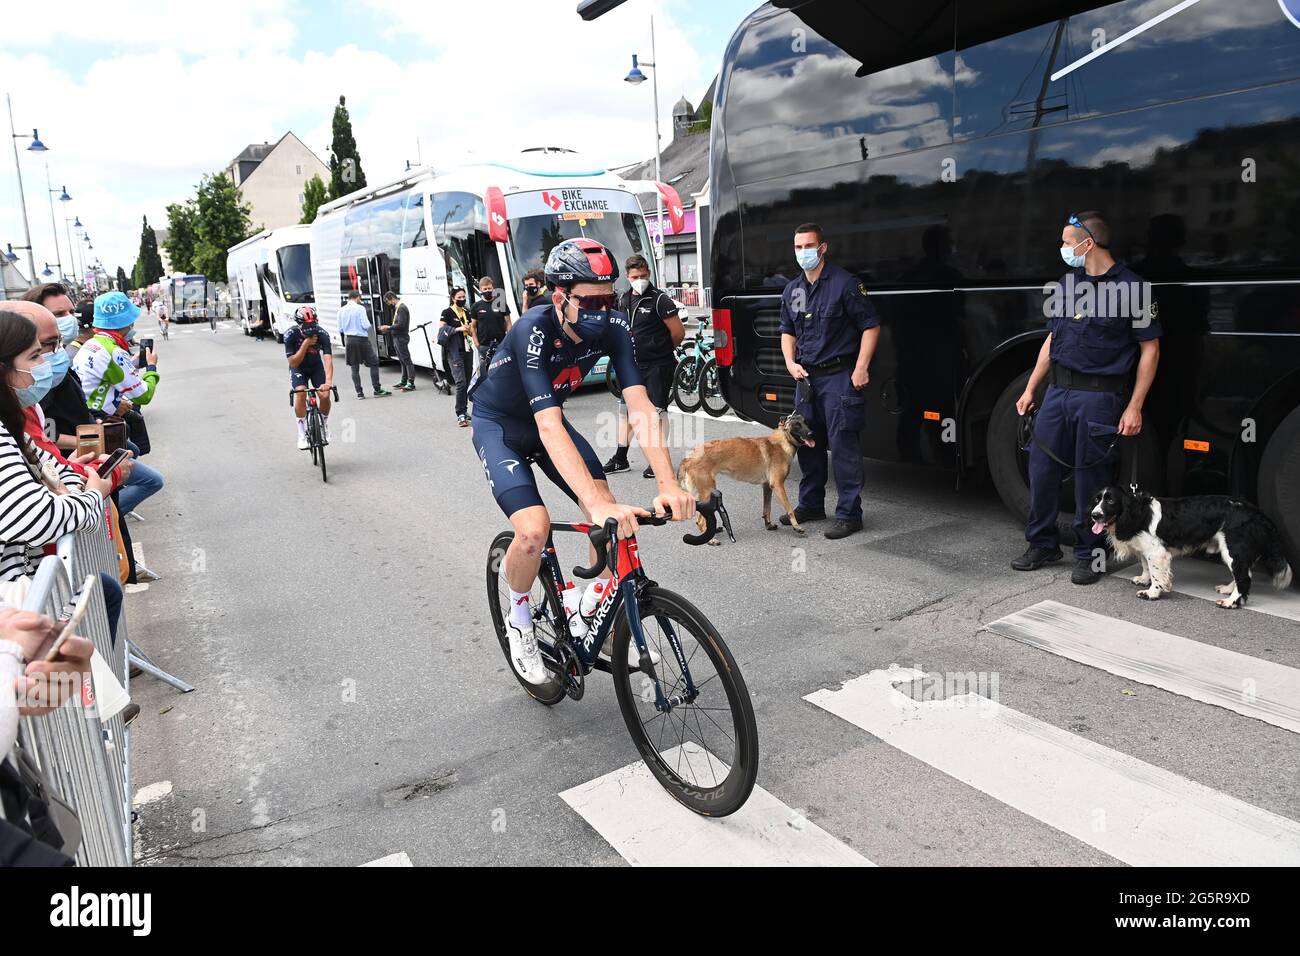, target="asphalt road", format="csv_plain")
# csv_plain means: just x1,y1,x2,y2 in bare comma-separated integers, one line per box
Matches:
125,318,1300,866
